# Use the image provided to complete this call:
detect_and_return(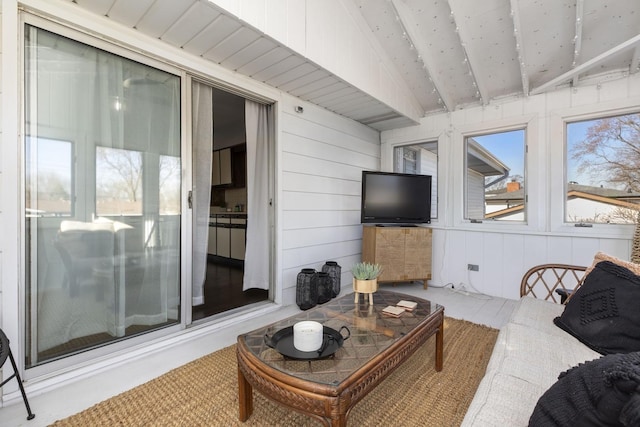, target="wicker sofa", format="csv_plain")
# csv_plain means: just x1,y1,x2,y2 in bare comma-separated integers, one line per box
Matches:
461,263,601,426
